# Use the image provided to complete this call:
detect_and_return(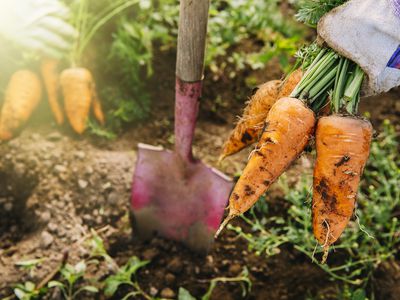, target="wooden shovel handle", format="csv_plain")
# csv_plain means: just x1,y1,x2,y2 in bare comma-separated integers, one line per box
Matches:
176,0,209,82
174,0,209,161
